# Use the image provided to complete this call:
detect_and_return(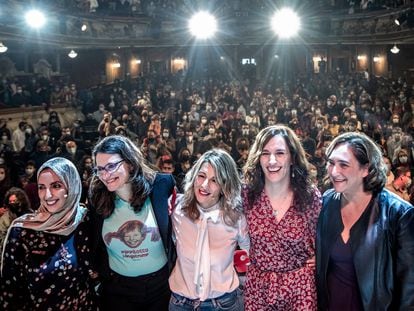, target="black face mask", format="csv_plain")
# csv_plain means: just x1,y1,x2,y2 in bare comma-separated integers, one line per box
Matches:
7,202,22,214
